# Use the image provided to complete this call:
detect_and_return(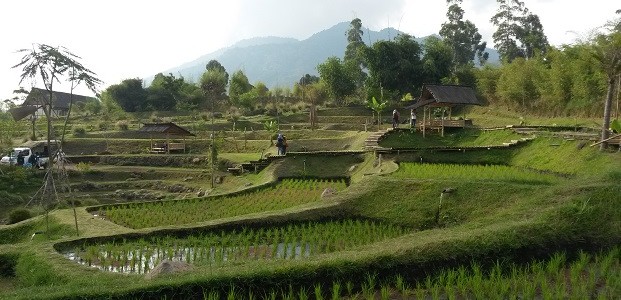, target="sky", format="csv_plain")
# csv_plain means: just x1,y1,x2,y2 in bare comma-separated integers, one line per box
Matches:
0,0,618,103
